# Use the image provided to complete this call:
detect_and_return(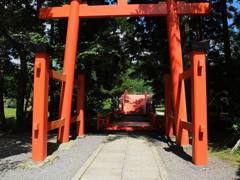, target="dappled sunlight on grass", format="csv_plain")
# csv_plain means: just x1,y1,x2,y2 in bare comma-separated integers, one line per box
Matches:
4,108,16,119
209,148,240,166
